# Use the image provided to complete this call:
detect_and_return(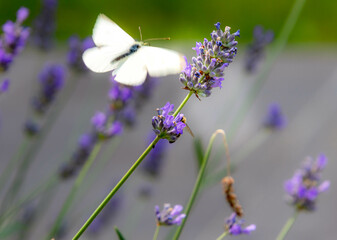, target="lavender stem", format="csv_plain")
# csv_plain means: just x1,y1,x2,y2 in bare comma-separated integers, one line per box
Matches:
47,141,103,239
276,211,299,240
